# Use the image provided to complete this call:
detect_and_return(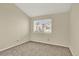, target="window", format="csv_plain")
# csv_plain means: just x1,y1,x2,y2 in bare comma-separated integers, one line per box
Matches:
33,19,52,33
